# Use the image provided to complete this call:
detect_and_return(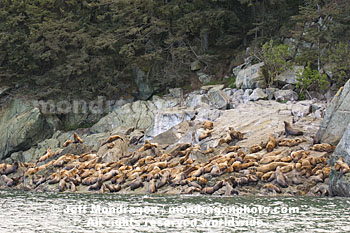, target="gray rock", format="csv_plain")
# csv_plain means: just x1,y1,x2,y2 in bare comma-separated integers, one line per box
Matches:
235,62,266,89
316,81,350,145
275,66,304,86
274,90,298,102
249,88,267,101
201,84,224,92
291,103,311,117
186,94,210,109
0,99,53,160
145,109,196,139
266,88,278,100
207,90,230,110
329,123,350,196
243,89,253,102
90,100,157,133
97,135,128,163
197,72,212,84
10,151,24,162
